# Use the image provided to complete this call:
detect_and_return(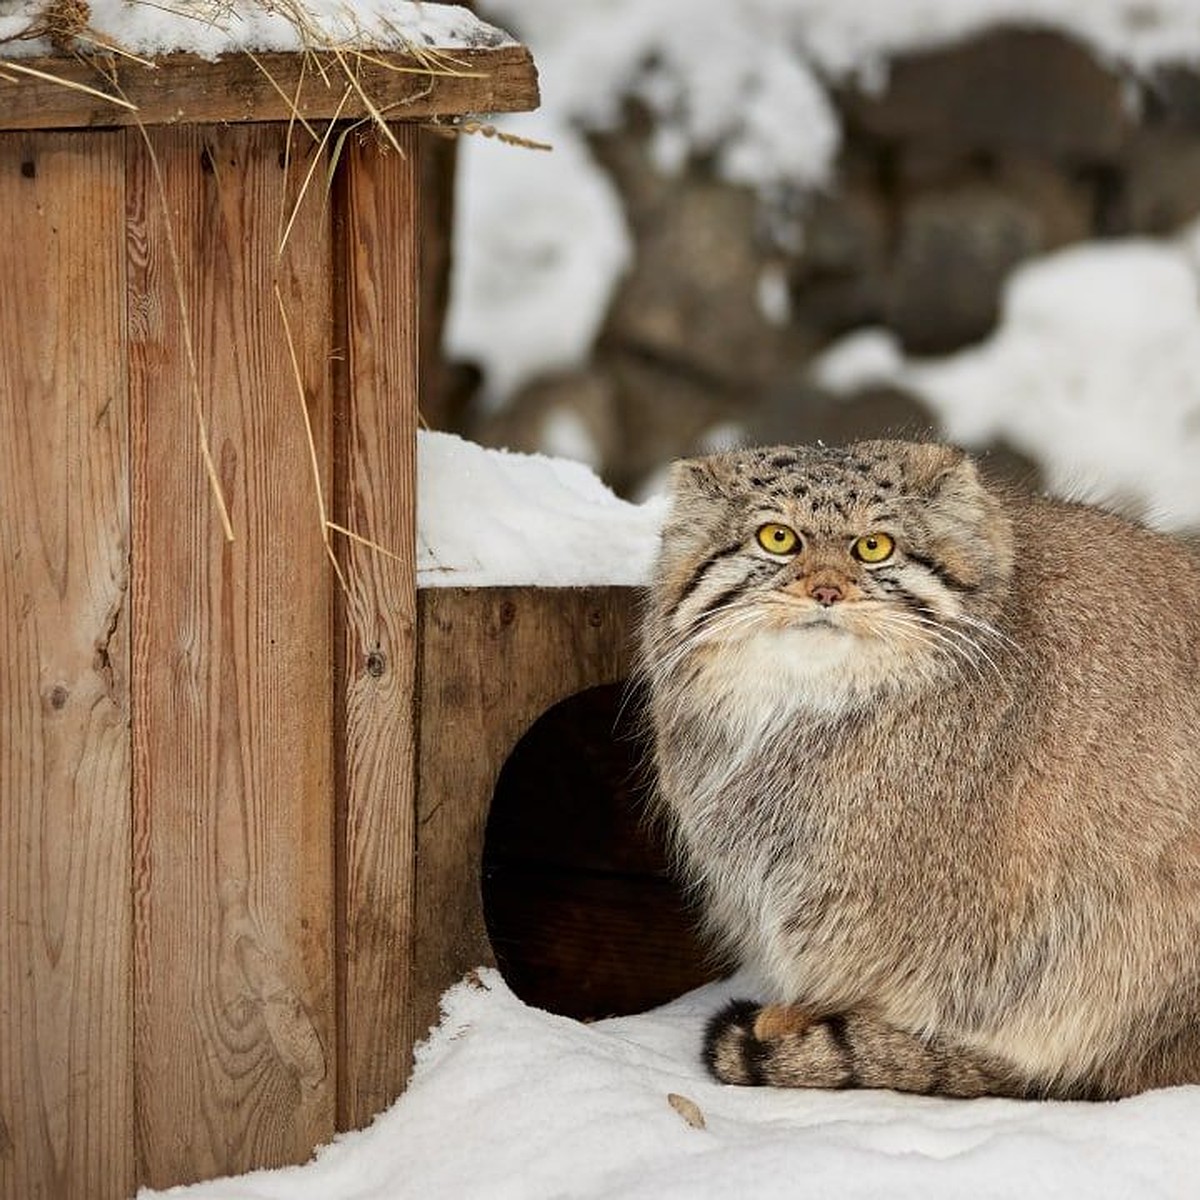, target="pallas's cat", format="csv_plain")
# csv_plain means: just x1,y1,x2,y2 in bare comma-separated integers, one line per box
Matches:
641,440,1200,1099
